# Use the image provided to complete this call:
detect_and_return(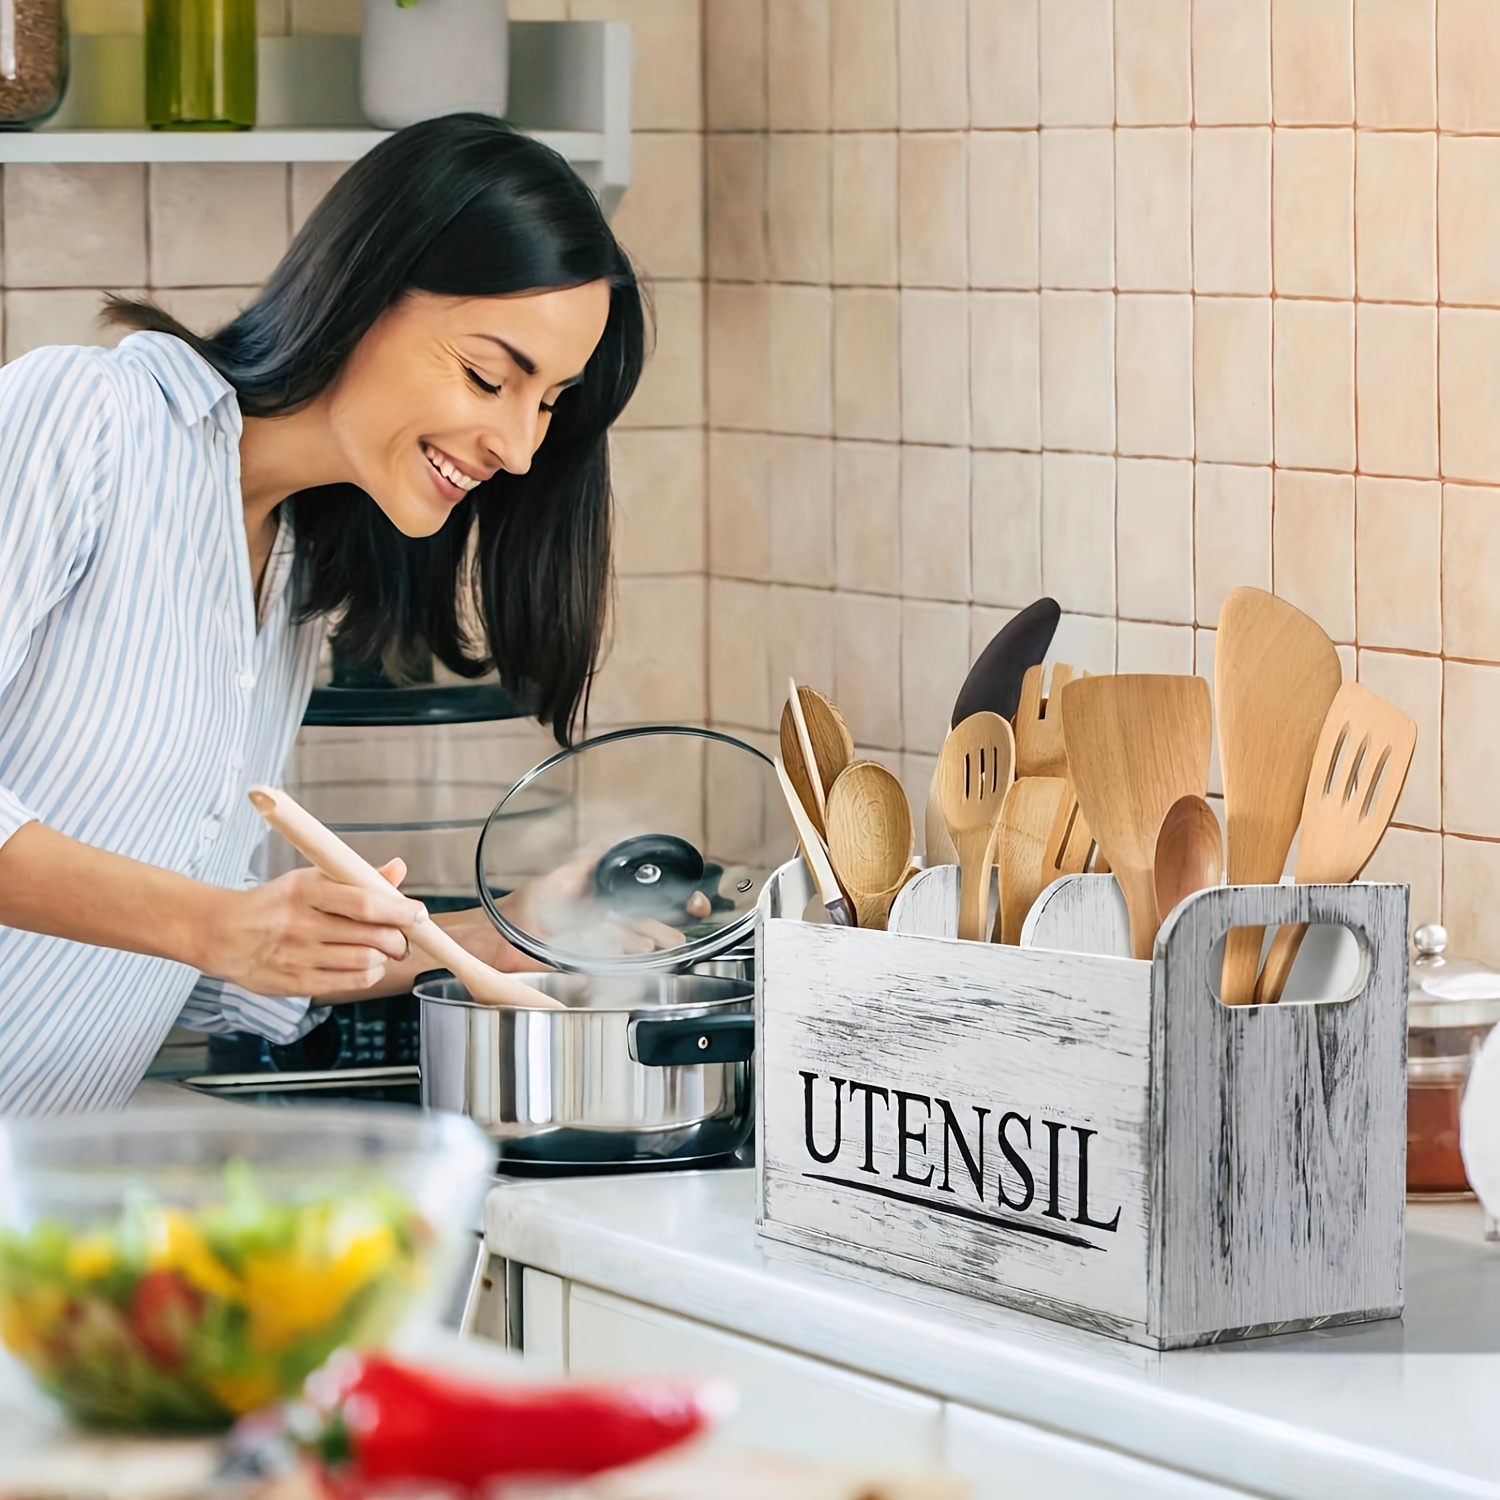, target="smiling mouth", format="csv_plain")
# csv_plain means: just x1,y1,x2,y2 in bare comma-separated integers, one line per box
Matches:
422,441,484,494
